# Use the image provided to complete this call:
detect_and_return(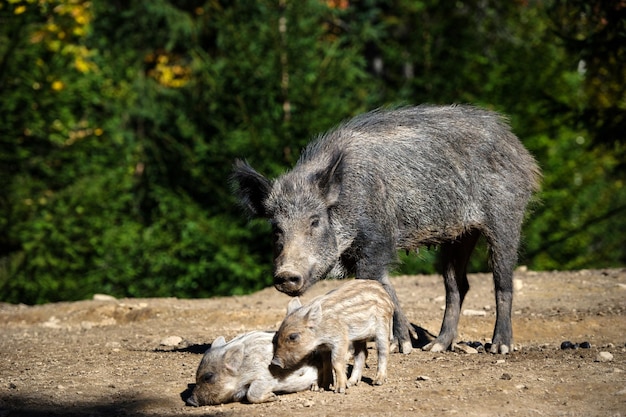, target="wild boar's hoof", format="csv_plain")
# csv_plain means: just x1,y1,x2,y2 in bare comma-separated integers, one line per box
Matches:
392,337,413,354
400,339,413,354
422,341,449,353
487,343,511,354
